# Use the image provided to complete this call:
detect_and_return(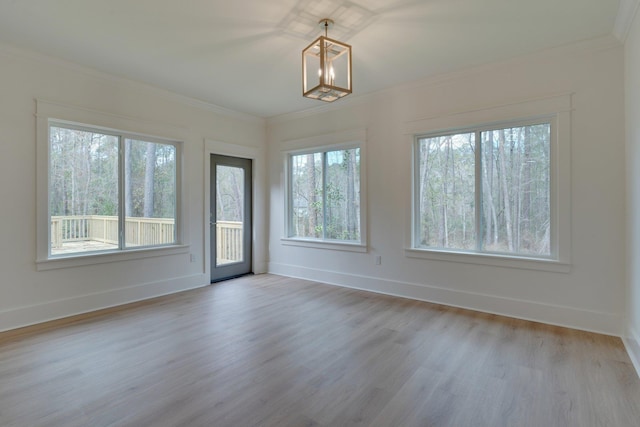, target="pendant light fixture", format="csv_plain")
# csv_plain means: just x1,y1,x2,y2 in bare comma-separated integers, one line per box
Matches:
302,19,352,102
